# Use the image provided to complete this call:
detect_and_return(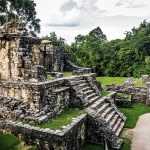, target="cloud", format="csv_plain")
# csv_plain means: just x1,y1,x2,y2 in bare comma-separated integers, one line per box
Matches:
46,22,80,27
116,0,123,6
115,0,131,6
60,0,76,12
127,3,146,8
115,0,146,8
34,0,150,44
46,0,107,28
